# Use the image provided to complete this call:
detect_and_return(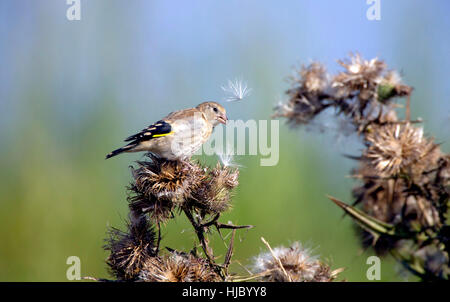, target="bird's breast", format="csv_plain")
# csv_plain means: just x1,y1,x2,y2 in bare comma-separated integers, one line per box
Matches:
166,117,212,158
